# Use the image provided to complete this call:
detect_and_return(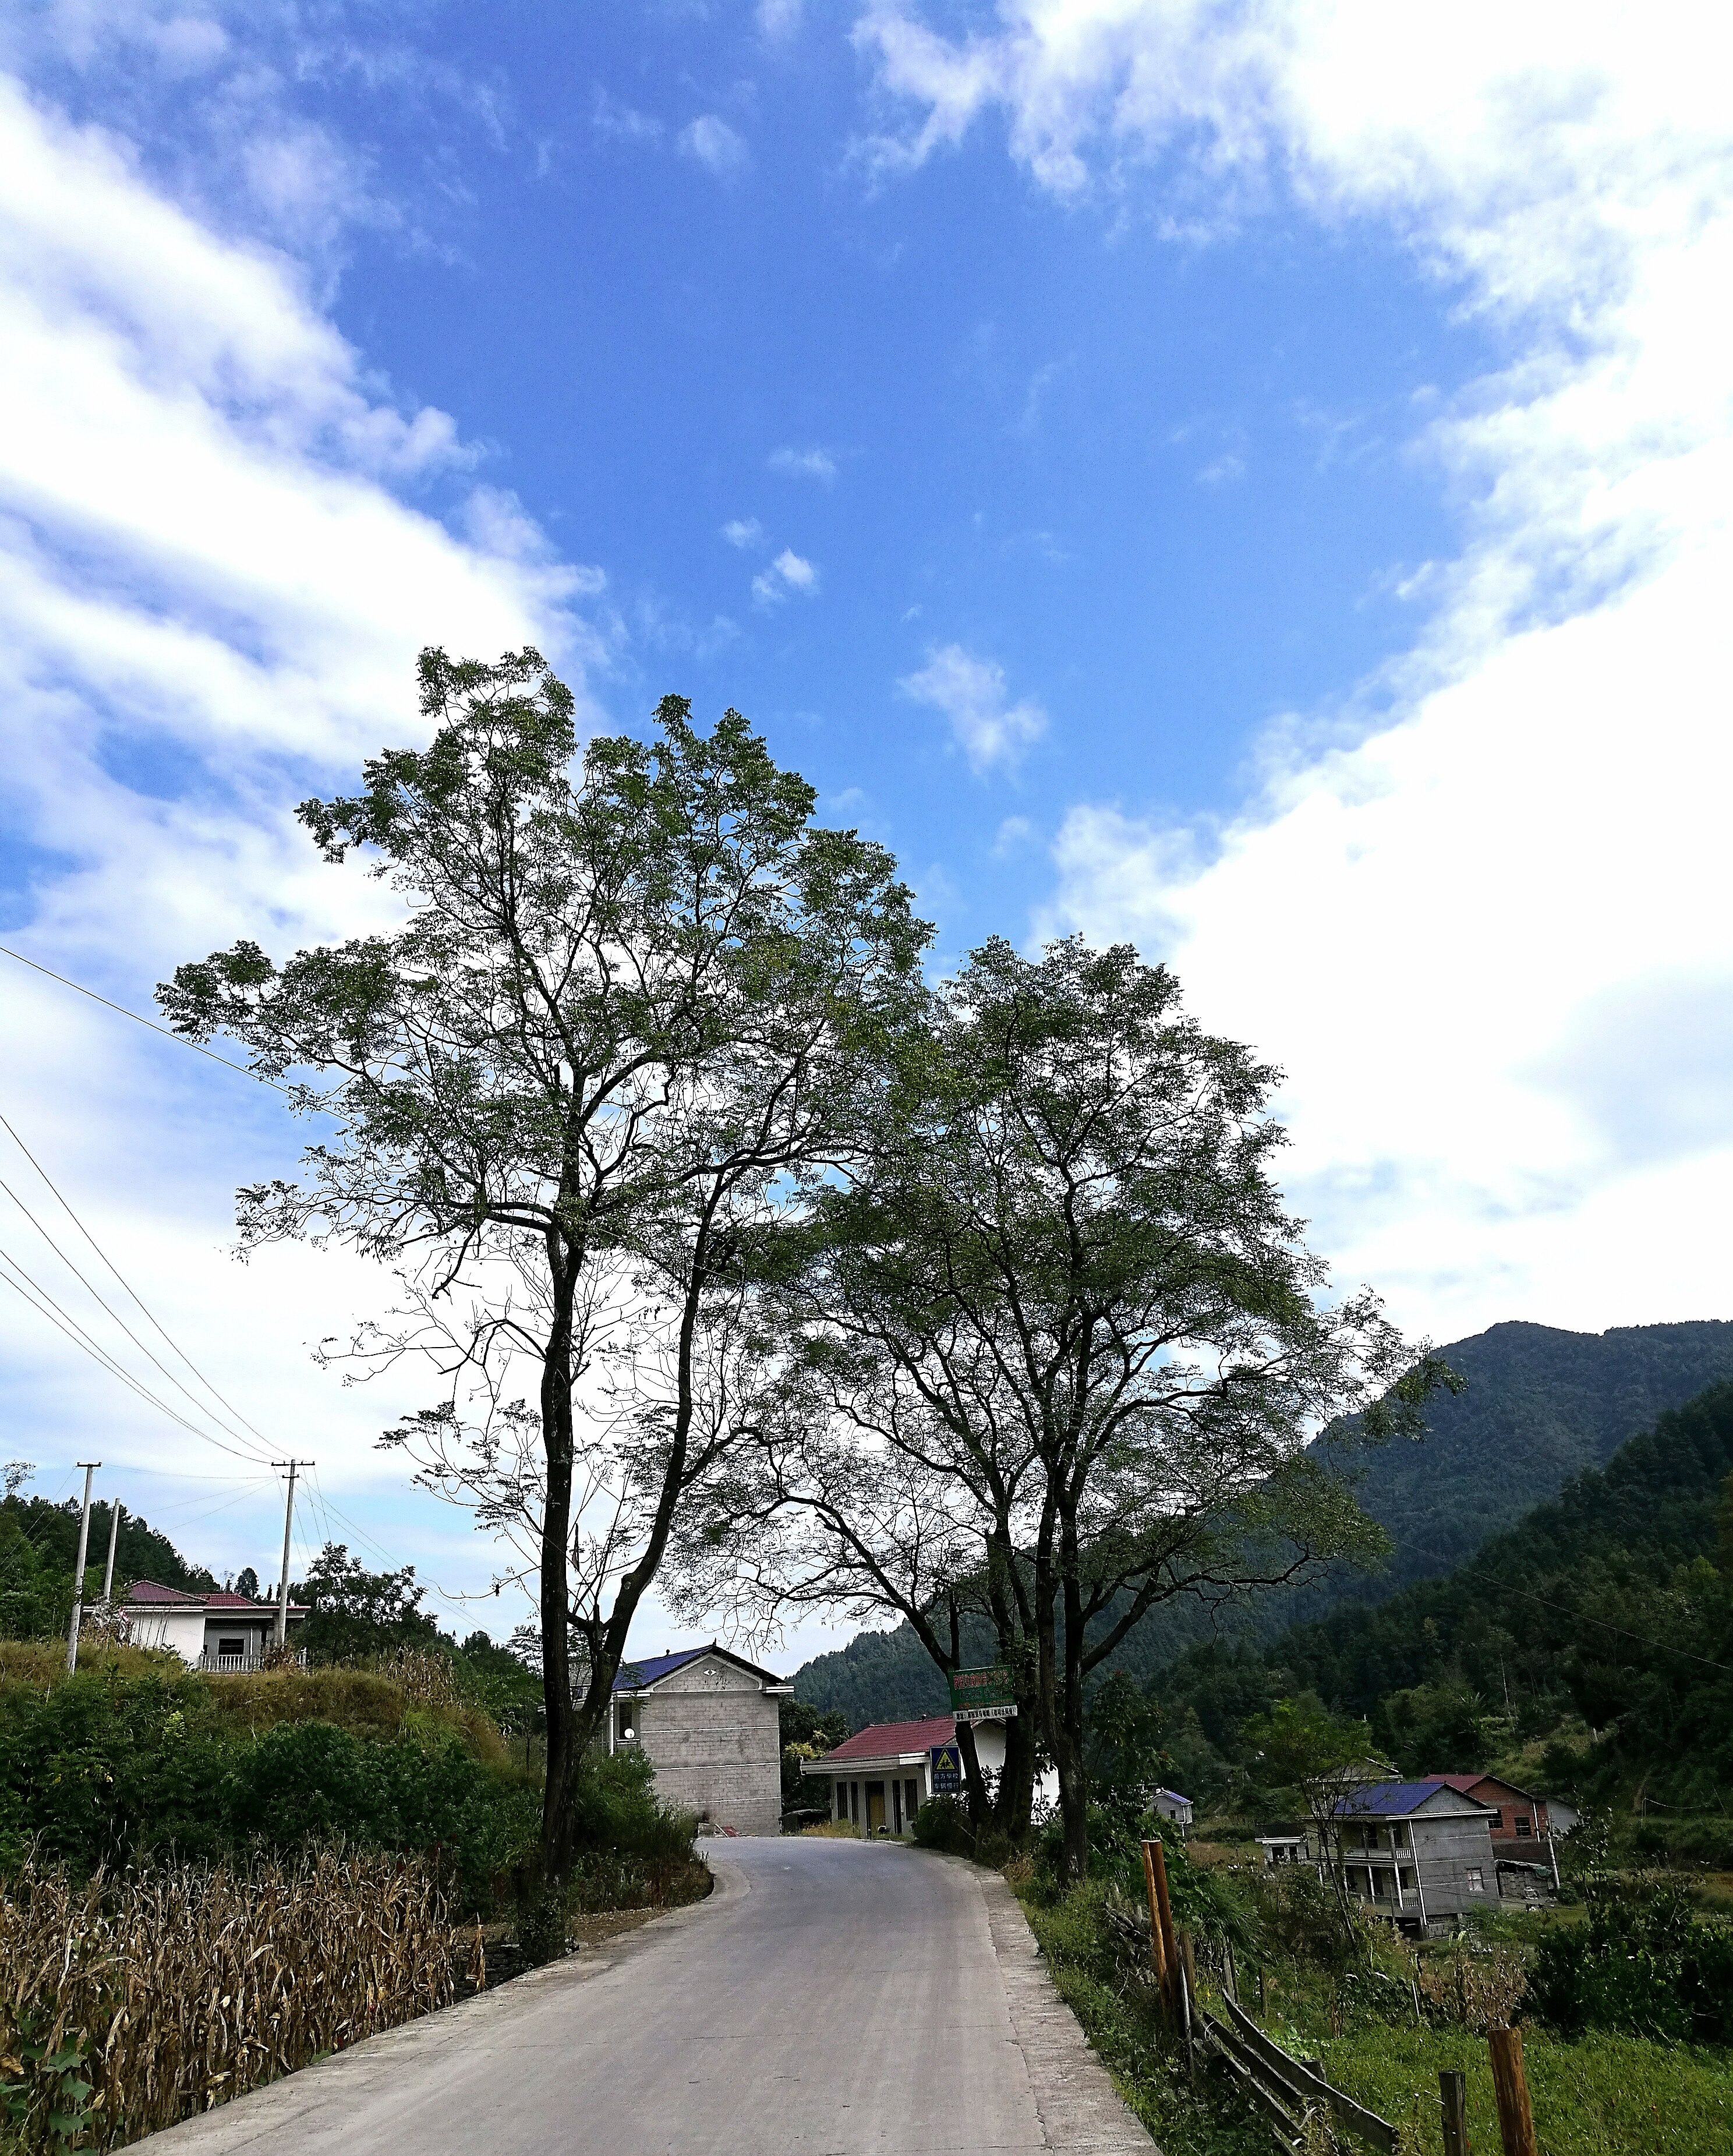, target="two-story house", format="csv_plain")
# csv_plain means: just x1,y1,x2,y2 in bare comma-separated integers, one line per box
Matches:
1332,1779,1500,1934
